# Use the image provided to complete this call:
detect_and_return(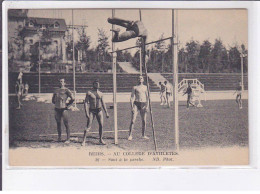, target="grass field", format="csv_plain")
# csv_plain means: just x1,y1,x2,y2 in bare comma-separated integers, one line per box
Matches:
8,96,248,152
